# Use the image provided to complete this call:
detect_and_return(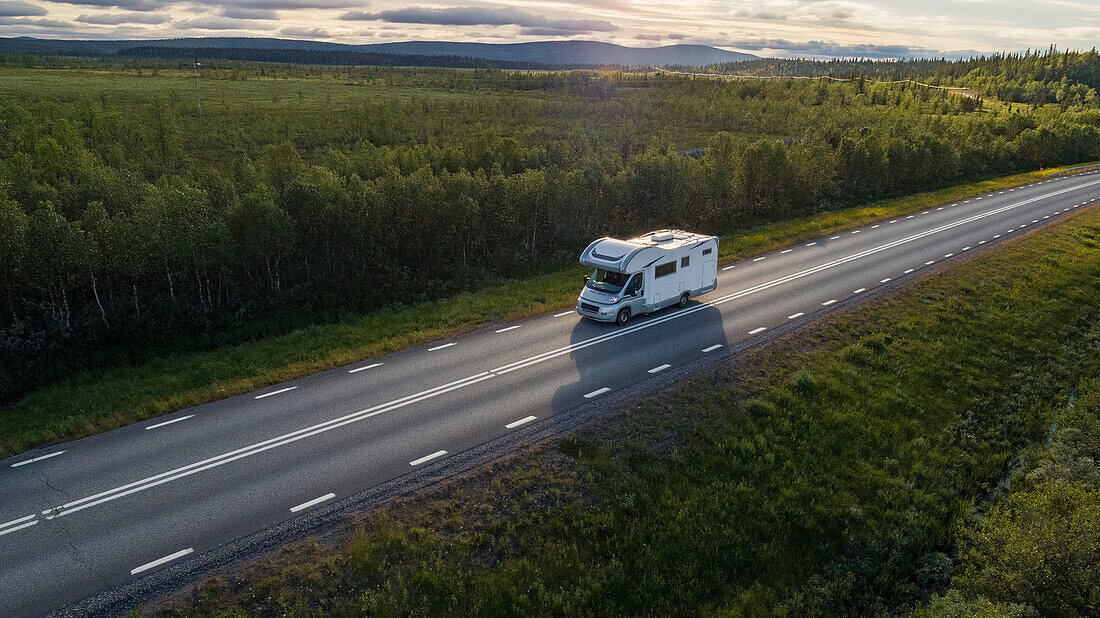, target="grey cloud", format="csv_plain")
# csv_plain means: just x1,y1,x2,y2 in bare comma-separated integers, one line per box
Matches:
668,33,685,40
0,16,73,26
76,11,170,24
340,6,617,33
40,0,162,11
211,0,360,8
0,1,46,16
176,15,276,30
220,8,278,19
280,25,330,37
634,34,662,41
